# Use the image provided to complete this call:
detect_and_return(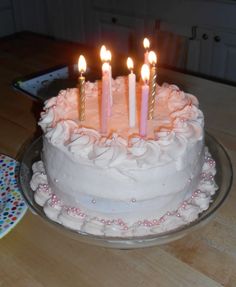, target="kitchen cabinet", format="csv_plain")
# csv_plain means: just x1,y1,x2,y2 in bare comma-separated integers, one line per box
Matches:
83,0,152,57
195,27,236,82
7,0,236,83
